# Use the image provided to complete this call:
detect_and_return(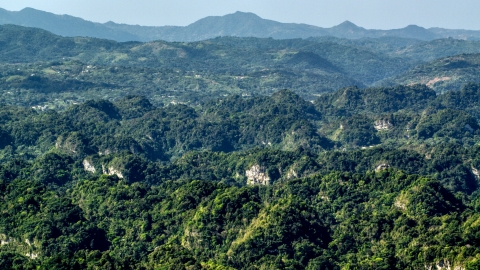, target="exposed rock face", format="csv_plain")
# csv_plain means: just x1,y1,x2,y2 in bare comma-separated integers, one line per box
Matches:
26,252,38,259
0,234,12,246
426,76,451,88
102,165,124,179
394,198,407,211
98,149,112,156
83,159,96,173
0,235,39,259
375,163,390,172
286,168,298,179
182,227,201,250
246,165,270,185
424,260,464,270
374,119,393,131
472,167,480,181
